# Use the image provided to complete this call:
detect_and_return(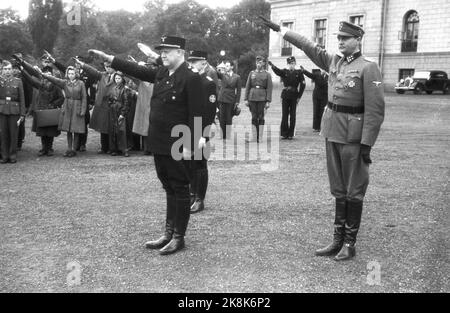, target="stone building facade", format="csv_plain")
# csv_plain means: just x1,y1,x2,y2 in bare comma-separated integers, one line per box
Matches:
268,0,450,91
